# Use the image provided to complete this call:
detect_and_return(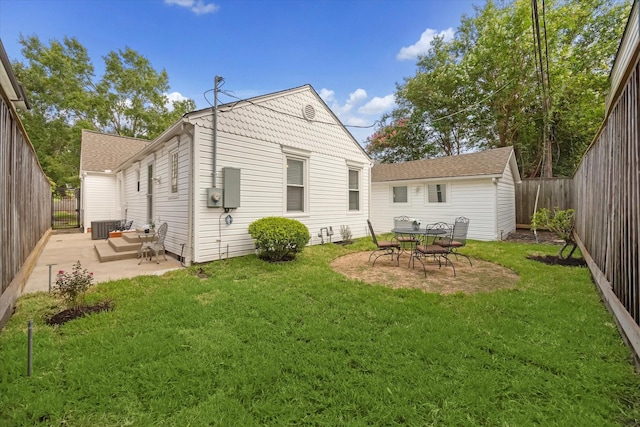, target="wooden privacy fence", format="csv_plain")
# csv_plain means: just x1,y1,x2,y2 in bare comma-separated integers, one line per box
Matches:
0,93,51,326
573,1,640,366
515,178,573,226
